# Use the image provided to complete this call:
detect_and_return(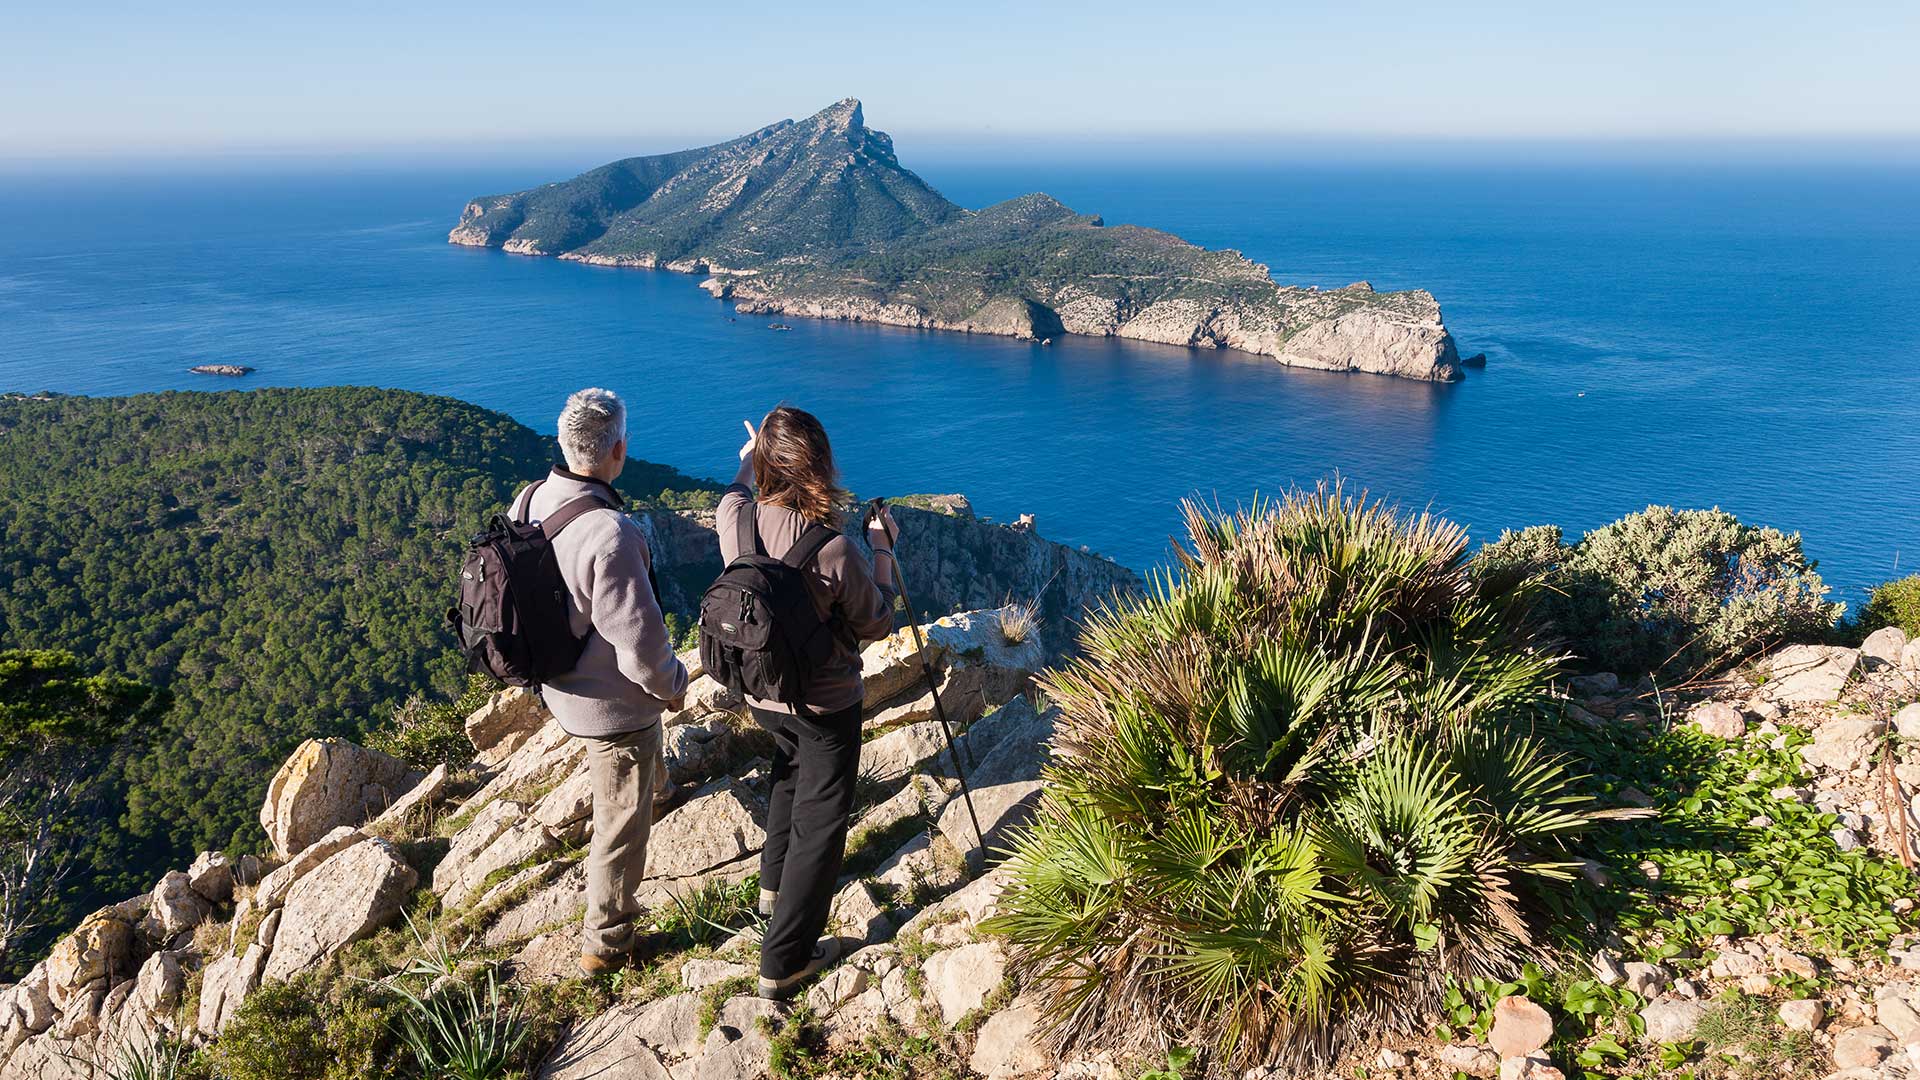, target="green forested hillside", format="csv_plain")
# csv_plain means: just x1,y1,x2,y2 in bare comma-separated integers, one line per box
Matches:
0,387,718,949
